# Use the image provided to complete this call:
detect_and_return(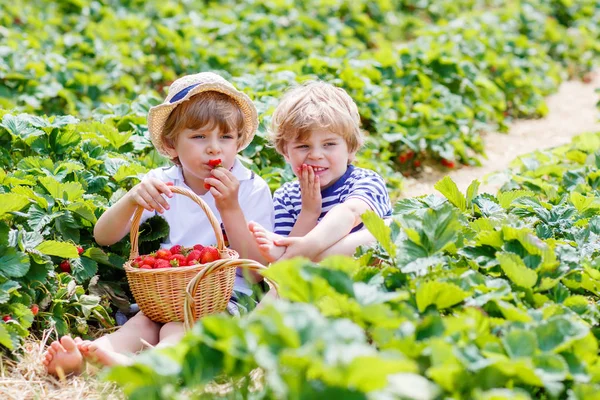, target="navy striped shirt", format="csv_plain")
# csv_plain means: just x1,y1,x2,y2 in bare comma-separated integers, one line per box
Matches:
273,165,392,236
